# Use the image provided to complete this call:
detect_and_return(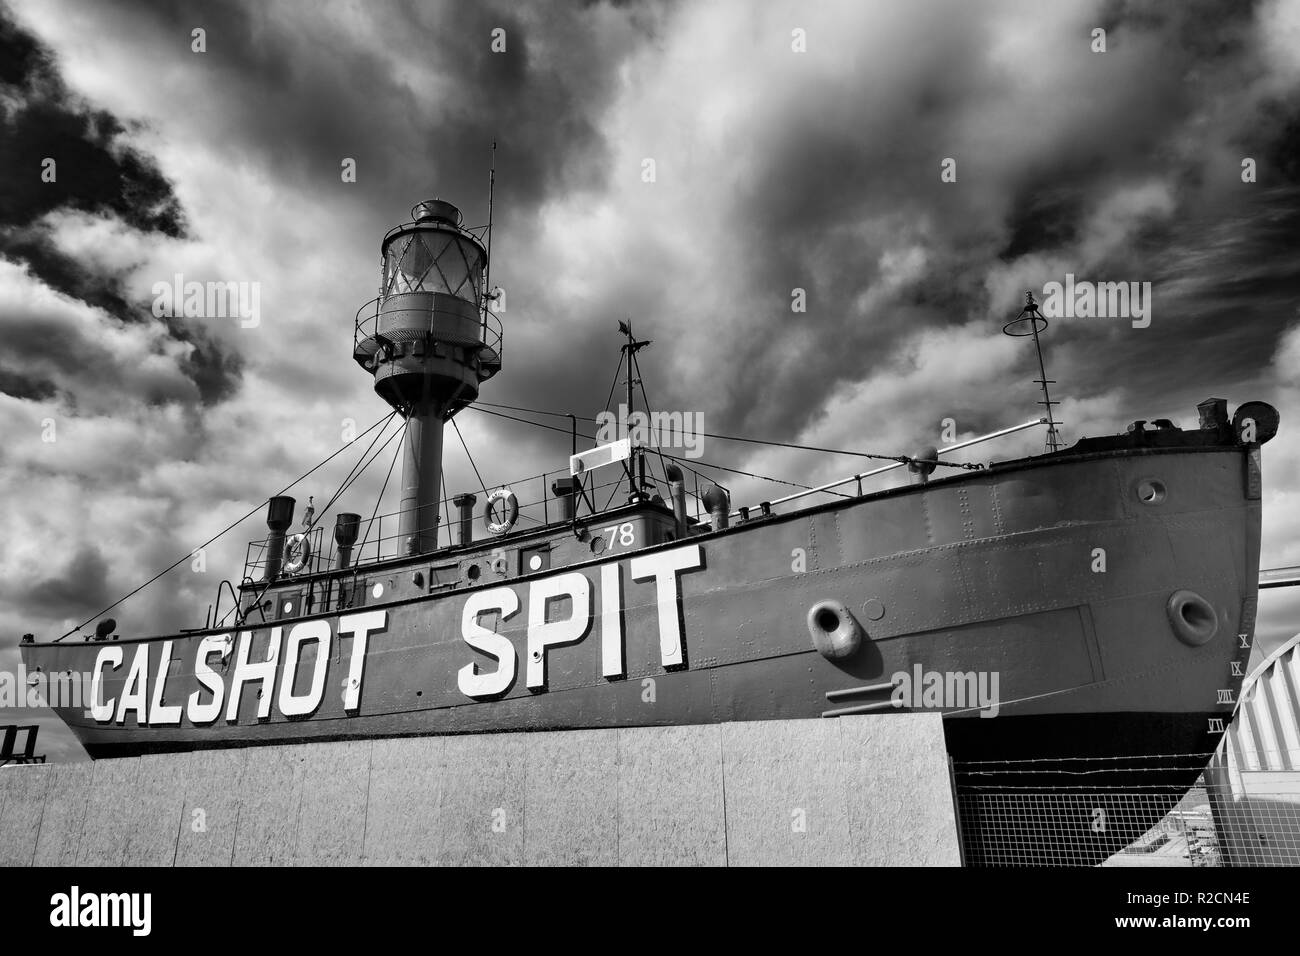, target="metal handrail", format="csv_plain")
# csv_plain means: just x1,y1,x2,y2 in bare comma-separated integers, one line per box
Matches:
240,469,636,580
212,579,245,628
379,216,487,249
1260,567,1300,589
735,418,1047,517
354,297,504,368
240,420,1045,580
